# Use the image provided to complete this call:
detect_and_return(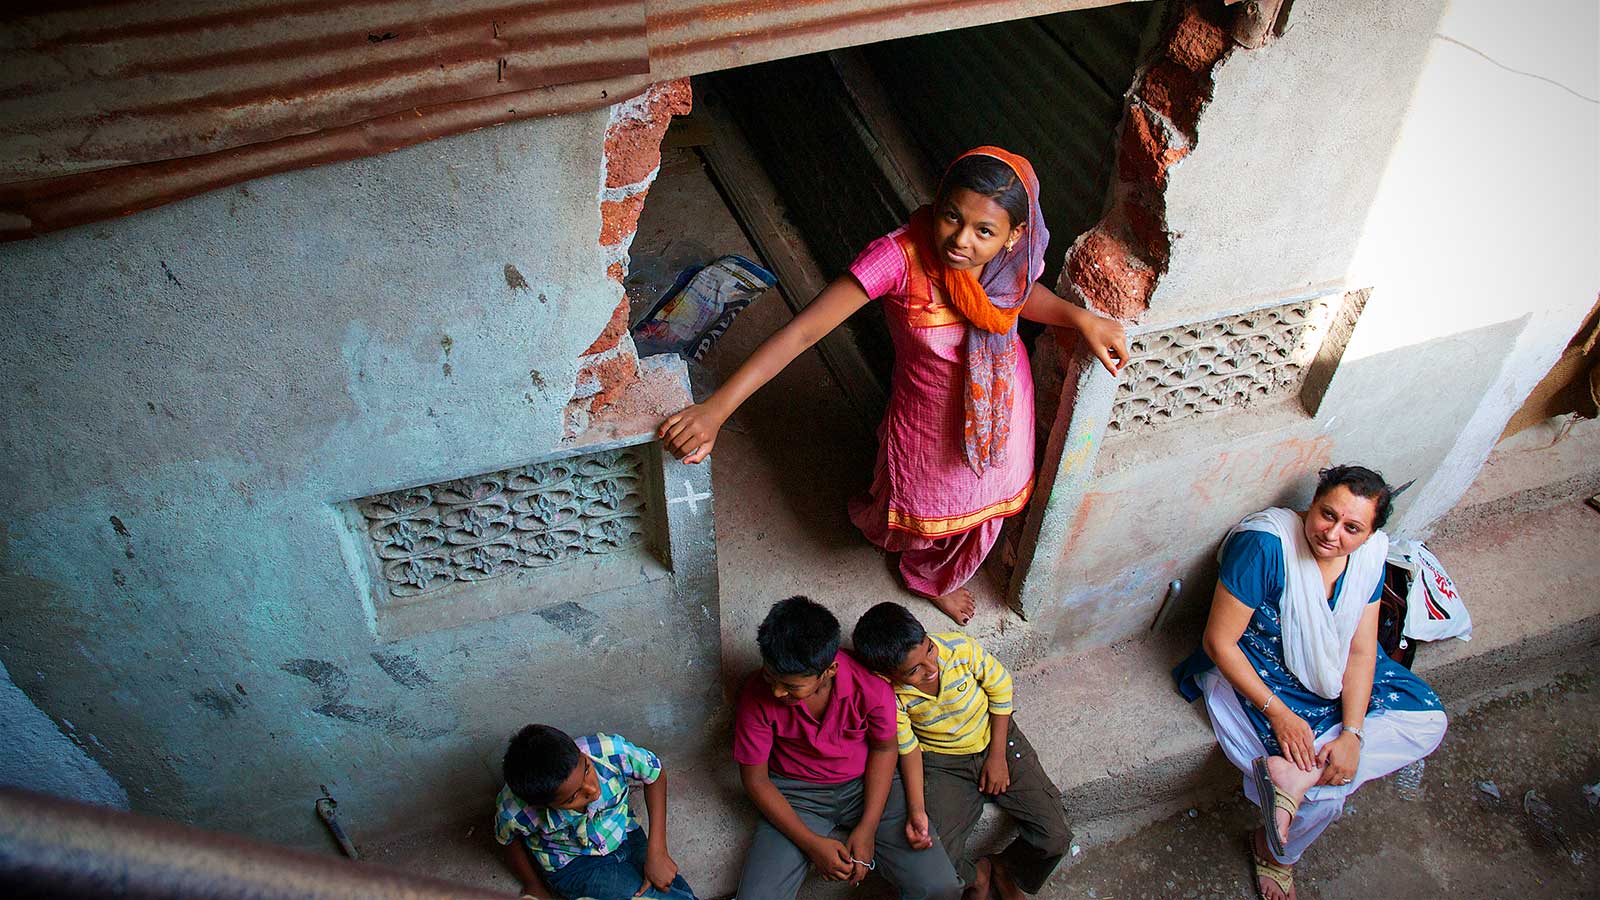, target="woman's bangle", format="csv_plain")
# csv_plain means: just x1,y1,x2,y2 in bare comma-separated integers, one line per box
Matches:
1256,693,1275,714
